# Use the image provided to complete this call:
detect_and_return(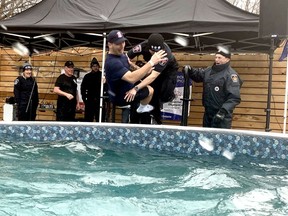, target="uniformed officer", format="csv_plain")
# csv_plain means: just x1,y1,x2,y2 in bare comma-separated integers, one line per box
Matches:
187,46,243,129
13,62,39,121
54,61,80,121
127,33,179,124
